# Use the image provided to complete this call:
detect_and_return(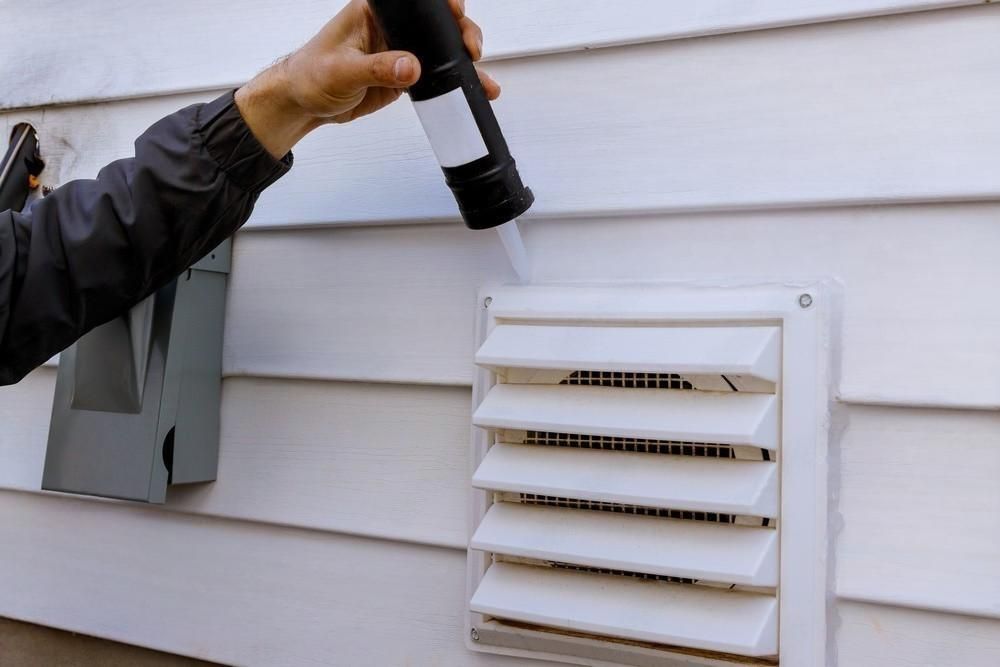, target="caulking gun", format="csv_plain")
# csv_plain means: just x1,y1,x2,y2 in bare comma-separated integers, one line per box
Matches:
368,0,534,281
